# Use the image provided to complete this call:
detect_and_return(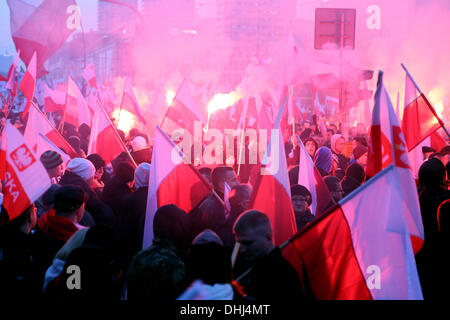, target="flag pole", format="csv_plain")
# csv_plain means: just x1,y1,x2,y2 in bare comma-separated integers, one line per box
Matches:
237,98,249,177
401,63,449,139
96,96,138,168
